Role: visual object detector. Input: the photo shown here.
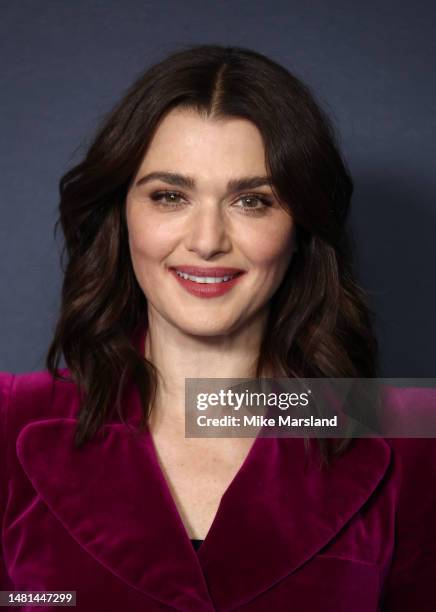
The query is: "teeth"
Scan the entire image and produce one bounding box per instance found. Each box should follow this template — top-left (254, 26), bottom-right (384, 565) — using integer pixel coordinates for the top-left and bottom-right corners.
top-left (175, 271), bottom-right (237, 283)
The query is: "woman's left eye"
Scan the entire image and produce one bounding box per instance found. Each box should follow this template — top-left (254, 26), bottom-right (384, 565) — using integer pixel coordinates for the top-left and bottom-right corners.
top-left (235, 194), bottom-right (273, 214)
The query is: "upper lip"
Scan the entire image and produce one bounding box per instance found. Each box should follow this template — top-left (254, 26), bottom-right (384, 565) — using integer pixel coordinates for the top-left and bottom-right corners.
top-left (170, 266), bottom-right (245, 277)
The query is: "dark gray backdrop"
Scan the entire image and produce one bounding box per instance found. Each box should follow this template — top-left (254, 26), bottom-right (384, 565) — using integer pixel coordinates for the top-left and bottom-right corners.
top-left (1, 0), bottom-right (435, 376)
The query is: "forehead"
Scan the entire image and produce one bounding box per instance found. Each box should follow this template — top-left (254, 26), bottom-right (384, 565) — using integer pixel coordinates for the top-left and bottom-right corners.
top-left (136, 107), bottom-right (267, 177)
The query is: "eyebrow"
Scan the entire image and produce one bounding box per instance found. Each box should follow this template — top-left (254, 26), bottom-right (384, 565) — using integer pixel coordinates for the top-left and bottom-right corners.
top-left (134, 171), bottom-right (273, 193)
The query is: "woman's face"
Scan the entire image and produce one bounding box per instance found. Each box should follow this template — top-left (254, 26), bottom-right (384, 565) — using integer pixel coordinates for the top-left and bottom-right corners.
top-left (125, 107), bottom-right (297, 337)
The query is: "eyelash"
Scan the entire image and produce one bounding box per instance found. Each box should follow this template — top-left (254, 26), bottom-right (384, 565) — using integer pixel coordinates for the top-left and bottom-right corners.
top-left (149, 190), bottom-right (273, 215)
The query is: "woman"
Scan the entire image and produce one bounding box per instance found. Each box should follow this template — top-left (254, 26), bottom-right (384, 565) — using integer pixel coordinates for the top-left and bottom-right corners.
top-left (1, 44), bottom-right (435, 611)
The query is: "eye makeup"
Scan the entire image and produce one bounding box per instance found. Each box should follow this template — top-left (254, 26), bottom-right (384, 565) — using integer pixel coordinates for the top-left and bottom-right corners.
top-left (148, 190), bottom-right (274, 216)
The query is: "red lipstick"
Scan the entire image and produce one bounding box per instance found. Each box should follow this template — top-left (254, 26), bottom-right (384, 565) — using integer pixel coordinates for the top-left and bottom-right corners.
top-left (169, 266), bottom-right (246, 298)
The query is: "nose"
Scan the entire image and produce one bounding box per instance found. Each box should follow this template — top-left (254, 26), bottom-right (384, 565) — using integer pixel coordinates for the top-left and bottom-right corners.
top-left (184, 201), bottom-right (232, 259)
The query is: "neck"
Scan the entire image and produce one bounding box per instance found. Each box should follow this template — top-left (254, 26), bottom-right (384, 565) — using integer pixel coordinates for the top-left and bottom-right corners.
top-left (143, 305), bottom-right (269, 432)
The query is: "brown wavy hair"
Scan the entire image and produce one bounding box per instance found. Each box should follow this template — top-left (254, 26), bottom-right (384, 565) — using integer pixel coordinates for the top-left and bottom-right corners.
top-left (46, 44), bottom-right (379, 465)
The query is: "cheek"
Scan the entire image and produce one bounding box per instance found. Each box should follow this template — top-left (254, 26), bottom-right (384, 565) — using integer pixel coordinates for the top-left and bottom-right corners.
top-left (127, 221), bottom-right (170, 300)
top-left (243, 222), bottom-right (295, 273)
top-left (127, 211), bottom-right (174, 268)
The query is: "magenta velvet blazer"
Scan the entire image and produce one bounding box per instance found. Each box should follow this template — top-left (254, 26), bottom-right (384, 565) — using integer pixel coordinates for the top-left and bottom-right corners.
top-left (1, 370), bottom-right (436, 611)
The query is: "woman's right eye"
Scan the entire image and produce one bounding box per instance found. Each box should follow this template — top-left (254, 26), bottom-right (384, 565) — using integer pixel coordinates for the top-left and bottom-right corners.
top-left (149, 190), bottom-right (186, 207)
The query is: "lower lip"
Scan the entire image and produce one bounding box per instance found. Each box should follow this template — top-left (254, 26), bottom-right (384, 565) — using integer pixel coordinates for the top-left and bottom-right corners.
top-left (170, 269), bottom-right (245, 298)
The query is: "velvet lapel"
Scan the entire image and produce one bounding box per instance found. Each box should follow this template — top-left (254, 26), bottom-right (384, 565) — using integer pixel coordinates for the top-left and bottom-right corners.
top-left (15, 412), bottom-right (214, 611)
top-left (15, 372), bottom-right (391, 611)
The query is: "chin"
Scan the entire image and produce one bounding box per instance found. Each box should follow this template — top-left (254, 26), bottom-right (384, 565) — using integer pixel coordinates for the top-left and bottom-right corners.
top-left (176, 318), bottom-right (237, 338)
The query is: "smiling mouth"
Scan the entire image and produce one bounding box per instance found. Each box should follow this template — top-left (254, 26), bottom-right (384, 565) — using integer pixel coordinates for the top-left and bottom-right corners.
top-left (173, 270), bottom-right (242, 284)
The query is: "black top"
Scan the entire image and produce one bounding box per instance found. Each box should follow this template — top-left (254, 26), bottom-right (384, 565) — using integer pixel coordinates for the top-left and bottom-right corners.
top-left (191, 538), bottom-right (204, 551)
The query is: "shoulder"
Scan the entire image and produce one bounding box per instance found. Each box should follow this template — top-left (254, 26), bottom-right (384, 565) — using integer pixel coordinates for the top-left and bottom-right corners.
top-left (377, 388), bottom-right (436, 604)
top-left (380, 384), bottom-right (436, 476)
top-left (376, 386), bottom-right (436, 547)
top-left (381, 384), bottom-right (436, 428)
top-left (0, 370), bottom-right (80, 436)
top-left (0, 370), bottom-right (81, 500)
